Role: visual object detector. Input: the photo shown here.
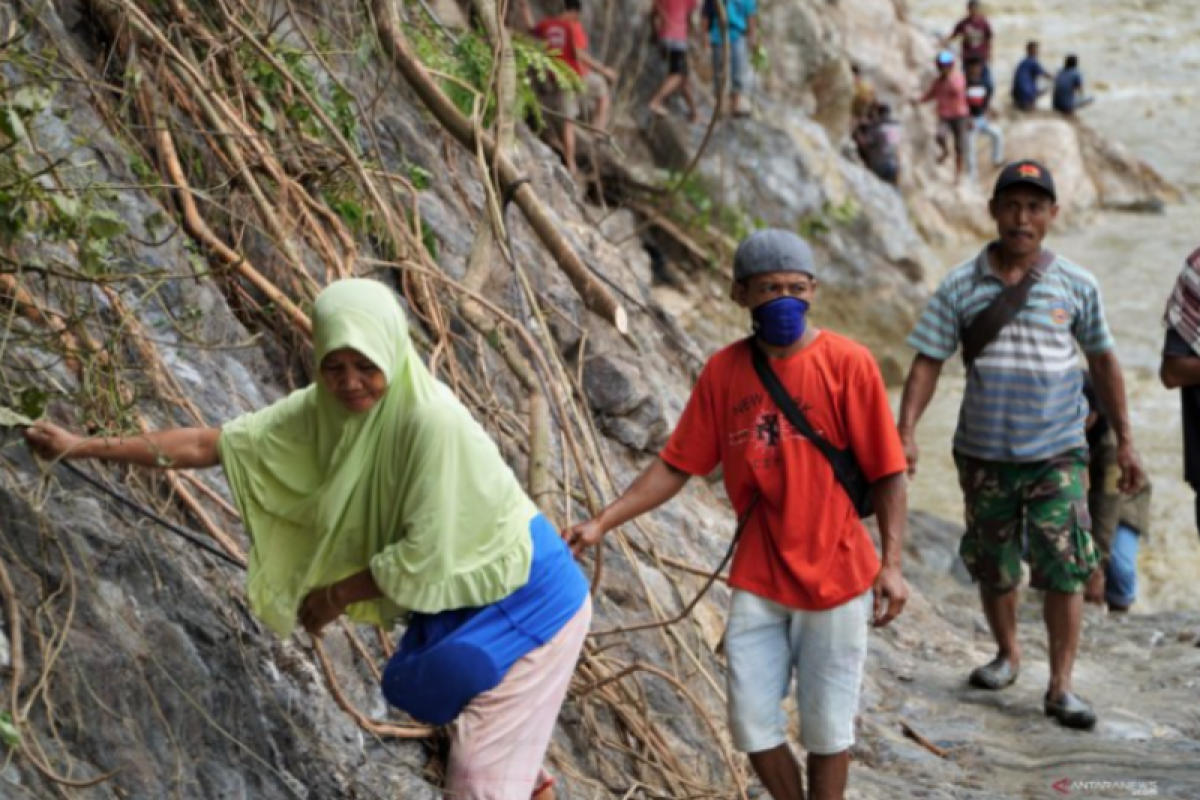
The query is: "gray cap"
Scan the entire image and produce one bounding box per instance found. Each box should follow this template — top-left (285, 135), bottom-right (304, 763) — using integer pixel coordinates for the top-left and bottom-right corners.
top-left (733, 229), bottom-right (816, 282)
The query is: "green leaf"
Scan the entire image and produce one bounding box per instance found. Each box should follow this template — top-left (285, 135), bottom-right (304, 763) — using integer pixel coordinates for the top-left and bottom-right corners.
top-left (17, 387), bottom-right (47, 421)
top-left (254, 96), bottom-right (277, 133)
top-left (11, 86), bottom-right (49, 113)
top-left (86, 209), bottom-right (126, 240)
top-left (0, 404), bottom-right (34, 428)
top-left (49, 193), bottom-right (80, 219)
top-left (0, 711), bottom-right (19, 748)
top-left (0, 107), bottom-right (27, 143)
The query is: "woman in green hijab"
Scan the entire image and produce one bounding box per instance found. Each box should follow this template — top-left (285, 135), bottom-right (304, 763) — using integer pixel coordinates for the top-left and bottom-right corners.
top-left (25, 278), bottom-right (592, 799)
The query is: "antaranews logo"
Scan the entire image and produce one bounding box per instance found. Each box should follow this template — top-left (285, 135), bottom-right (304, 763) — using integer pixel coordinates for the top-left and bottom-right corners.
top-left (1051, 778), bottom-right (1159, 796)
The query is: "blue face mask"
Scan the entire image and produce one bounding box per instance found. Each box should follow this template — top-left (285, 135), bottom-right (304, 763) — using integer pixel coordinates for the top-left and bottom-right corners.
top-left (752, 296), bottom-right (809, 347)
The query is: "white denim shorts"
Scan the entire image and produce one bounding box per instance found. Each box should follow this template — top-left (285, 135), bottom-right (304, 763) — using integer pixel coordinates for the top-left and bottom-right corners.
top-left (725, 588), bottom-right (871, 755)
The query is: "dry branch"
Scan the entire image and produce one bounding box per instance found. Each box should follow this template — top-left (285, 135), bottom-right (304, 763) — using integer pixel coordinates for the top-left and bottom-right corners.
top-left (372, 0), bottom-right (628, 335)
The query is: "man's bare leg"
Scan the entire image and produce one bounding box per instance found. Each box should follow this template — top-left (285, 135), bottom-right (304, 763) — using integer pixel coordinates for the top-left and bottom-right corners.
top-left (1045, 589), bottom-right (1082, 699)
top-left (980, 585), bottom-right (1022, 670)
top-left (808, 751), bottom-right (849, 800)
top-left (648, 74), bottom-right (683, 114)
top-left (748, 744), bottom-right (804, 800)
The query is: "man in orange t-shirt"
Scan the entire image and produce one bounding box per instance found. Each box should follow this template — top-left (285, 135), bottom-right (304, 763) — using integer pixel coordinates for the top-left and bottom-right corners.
top-left (565, 230), bottom-right (909, 800)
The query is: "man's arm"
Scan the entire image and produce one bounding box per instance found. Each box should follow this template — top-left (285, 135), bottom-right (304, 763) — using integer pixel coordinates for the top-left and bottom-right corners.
top-left (1161, 355), bottom-right (1200, 389)
top-left (871, 471), bottom-right (909, 627)
top-left (896, 354), bottom-right (945, 476)
top-left (1086, 349), bottom-right (1144, 492)
top-left (562, 458), bottom-right (691, 555)
top-left (579, 51), bottom-right (617, 82)
top-left (745, 11), bottom-right (758, 50)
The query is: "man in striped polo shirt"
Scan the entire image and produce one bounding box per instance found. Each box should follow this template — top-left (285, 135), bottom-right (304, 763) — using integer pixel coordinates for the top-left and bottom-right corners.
top-left (897, 160), bottom-right (1143, 731)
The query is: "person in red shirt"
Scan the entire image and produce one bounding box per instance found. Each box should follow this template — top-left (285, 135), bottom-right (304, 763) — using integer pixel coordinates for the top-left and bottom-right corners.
top-left (518, 0), bottom-right (618, 177)
top-left (564, 230), bottom-right (909, 800)
top-left (647, 0), bottom-right (699, 121)
top-left (914, 50), bottom-right (970, 179)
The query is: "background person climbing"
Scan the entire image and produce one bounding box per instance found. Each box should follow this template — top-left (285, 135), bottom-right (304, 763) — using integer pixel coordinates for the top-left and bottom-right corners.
top-left (965, 56), bottom-right (1004, 180)
top-left (24, 279), bottom-right (590, 800)
top-left (564, 230), bottom-right (910, 800)
top-left (518, 0), bottom-right (619, 177)
top-left (703, 0), bottom-right (758, 117)
top-left (647, 0), bottom-right (699, 121)
top-left (943, 0), bottom-right (994, 83)
top-left (914, 50), bottom-right (970, 179)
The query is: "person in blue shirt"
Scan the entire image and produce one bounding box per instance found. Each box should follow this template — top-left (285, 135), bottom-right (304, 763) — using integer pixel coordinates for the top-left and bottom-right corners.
top-left (1053, 55), bottom-right (1094, 115)
top-left (1012, 40), bottom-right (1052, 111)
top-left (703, 0), bottom-right (758, 117)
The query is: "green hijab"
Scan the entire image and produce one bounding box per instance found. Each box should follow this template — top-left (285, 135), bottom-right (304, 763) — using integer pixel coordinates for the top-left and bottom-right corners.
top-left (219, 279), bottom-right (535, 636)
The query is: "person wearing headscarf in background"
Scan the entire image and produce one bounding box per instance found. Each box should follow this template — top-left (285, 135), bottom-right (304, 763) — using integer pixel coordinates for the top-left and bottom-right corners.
top-left (1160, 247), bottom-right (1200, 540)
top-left (25, 278), bottom-right (590, 800)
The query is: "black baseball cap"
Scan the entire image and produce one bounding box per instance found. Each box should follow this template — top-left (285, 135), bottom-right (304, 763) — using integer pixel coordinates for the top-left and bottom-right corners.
top-left (992, 159), bottom-right (1057, 202)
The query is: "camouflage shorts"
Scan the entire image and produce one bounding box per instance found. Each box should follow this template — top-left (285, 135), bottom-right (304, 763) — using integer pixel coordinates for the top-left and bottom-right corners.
top-left (954, 449), bottom-right (1098, 594)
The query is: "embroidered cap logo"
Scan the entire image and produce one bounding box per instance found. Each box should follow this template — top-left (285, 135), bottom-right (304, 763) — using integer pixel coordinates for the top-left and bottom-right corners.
top-left (1018, 164), bottom-right (1042, 178)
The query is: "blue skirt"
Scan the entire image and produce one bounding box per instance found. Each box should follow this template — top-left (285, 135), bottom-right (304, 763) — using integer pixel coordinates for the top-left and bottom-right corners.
top-left (381, 514), bottom-right (589, 725)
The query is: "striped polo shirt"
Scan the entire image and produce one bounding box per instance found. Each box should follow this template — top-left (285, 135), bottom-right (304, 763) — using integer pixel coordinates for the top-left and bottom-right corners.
top-left (908, 247), bottom-right (1114, 462)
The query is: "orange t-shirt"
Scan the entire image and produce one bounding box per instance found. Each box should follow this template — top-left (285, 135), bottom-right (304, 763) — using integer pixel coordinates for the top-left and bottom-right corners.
top-left (660, 334), bottom-right (907, 610)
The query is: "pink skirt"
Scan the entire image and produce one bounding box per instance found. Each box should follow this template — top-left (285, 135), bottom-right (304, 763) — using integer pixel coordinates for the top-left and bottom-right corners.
top-left (444, 596), bottom-right (592, 799)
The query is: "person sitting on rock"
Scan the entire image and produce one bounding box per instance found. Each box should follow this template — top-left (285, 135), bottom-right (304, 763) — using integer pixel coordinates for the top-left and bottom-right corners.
top-left (914, 51), bottom-right (969, 178)
top-left (1053, 54), bottom-right (1095, 115)
top-left (899, 160), bottom-right (1145, 732)
top-left (965, 56), bottom-right (1004, 180)
top-left (565, 230), bottom-right (911, 800)
top-left (702, 0), bottom-right (758, 117)
top-left (1083, 373), bottom-right (1150, 613)
top-left (1012, 40), bottom-right (1052, 111)
top-left (1159, 246), bottom-right (1200, 540)
top-left (647, 0), bottom-right (699, 121)
top-left (25, 279), bottom-right (591, 800)
top-left (519, 0), bottom-right (619, 177)
top-left (854, 101), bottom-right (903, 186)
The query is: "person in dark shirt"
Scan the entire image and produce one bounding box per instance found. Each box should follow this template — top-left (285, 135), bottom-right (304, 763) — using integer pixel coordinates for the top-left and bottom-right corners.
top-left (964, 57), bottom-right (1003, 180)
top-left (854, 102), bottom-right (902, 186)
top-left (944, 0), bottom-right (993, 82)
top-left (1160, 247), bottom-right (1200, 537)
top-left (1012, 40), bottom-right (1052, 111)
top-left (1053, 54), bottom-right (1094, 115)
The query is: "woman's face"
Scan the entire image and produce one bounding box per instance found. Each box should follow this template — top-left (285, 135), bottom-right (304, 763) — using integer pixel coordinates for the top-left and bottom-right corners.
top-left (319, 348), bottom-right (387, 413)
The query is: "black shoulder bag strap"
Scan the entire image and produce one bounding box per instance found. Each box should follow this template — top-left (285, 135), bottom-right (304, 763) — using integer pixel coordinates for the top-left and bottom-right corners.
top-left (749, 340), bottom-right (875, 518)
top-left (961, 247), bottom-right (1055, 367)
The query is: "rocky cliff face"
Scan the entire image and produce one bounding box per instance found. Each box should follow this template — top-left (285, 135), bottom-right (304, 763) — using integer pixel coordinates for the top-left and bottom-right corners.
top-left (0, 1), bottom-right (1193, 799)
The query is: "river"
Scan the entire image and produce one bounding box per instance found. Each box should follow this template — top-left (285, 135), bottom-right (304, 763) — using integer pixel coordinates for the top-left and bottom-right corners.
top-left (899, 0), bottom-right (1200, 611)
